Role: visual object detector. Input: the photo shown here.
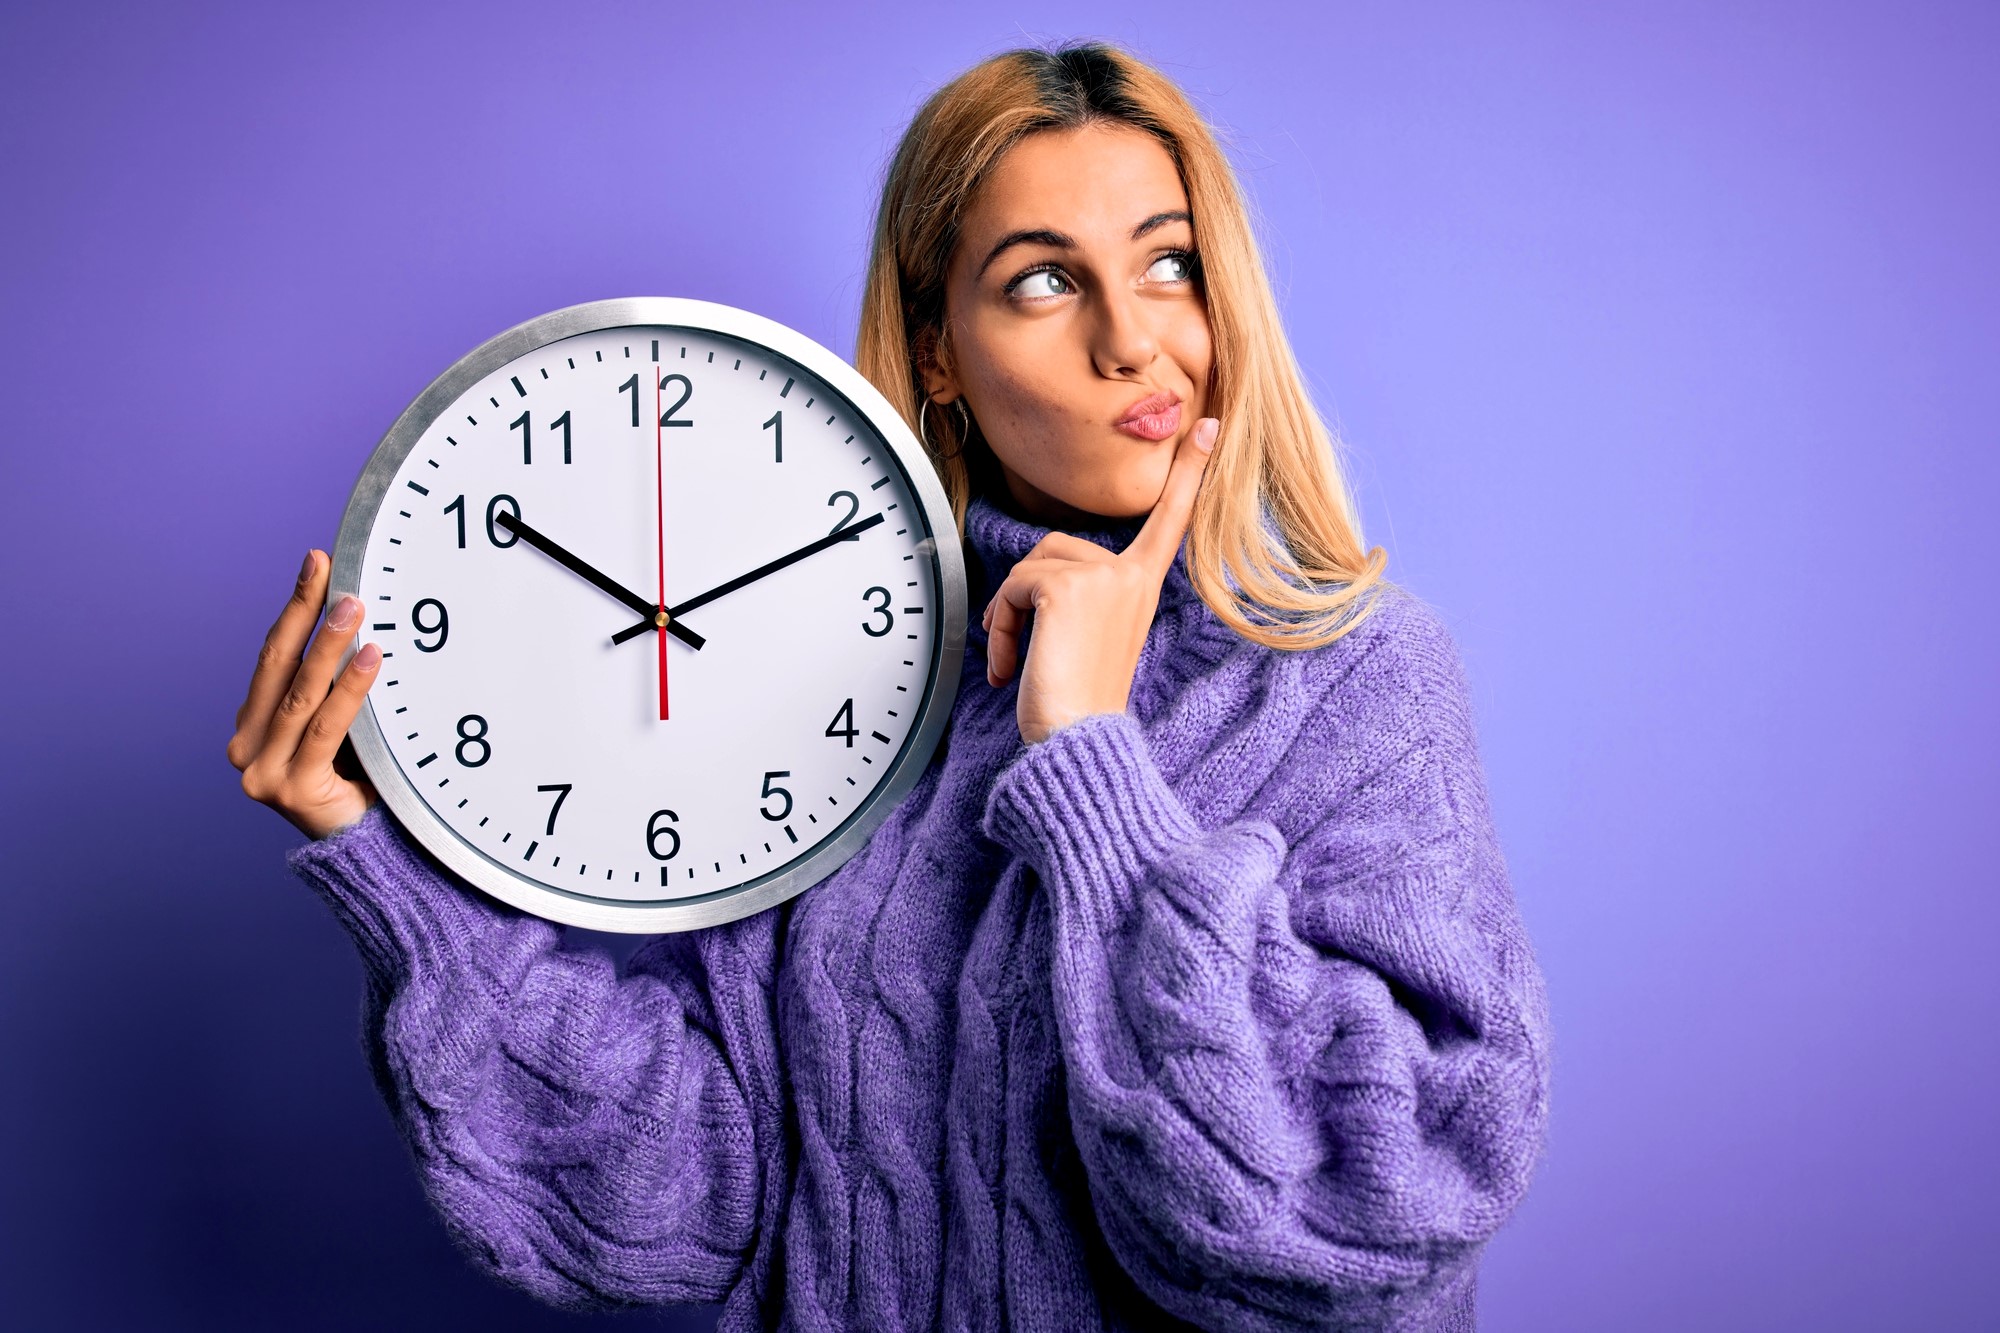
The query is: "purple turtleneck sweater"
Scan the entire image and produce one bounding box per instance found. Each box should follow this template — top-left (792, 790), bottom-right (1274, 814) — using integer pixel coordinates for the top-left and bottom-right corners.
top-left (288, 493), bottom-right (1551, 1332)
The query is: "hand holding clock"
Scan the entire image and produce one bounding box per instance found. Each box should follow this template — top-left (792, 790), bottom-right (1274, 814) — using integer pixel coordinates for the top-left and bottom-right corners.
top-left (229, 551), bottom-right (381, 840)
top-left (981, 416), bottom-right (1218, 746)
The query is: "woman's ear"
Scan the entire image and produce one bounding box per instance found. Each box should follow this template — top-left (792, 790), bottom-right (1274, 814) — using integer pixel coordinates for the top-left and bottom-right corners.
top-left (917, 325), bottom-right (961, 406)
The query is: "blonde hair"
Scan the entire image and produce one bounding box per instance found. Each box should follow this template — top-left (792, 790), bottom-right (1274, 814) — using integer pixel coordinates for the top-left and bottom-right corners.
top-left (857, 42), bottom-right (1389, 651)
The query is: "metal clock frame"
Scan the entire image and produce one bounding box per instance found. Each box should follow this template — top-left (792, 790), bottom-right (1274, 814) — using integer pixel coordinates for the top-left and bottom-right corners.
top-left (328, 297), bottom-right (968, 933)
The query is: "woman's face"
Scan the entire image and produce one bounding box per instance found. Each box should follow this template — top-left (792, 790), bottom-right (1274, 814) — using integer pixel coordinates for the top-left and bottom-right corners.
top-left (926, 122), bottom-right (1214, 526)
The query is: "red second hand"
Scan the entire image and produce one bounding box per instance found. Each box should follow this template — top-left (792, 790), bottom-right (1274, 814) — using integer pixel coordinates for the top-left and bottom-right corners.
top-left (654, 363), bottom-right (669, 721)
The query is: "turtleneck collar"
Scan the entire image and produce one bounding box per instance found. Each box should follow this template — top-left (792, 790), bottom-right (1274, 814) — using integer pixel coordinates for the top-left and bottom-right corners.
top-left (959, 491), bottom-right (1201, 643)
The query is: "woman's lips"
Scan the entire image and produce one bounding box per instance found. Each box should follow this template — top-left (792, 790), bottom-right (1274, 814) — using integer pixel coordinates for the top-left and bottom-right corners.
top-left (1114, 391), bottom-right (1183, 442)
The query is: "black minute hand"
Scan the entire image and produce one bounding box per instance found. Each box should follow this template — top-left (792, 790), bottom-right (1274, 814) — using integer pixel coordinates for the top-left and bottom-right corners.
top-left (610, 512), bottom-right (886, 646)
top-left (493, 512), bottom-right (706, 651)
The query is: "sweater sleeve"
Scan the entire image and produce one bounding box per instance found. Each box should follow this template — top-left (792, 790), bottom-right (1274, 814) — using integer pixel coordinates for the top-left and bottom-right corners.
top-left (981, 609), bottom-right (1551, 1331)
top-left (286, 804), bottom-right (788, 1313)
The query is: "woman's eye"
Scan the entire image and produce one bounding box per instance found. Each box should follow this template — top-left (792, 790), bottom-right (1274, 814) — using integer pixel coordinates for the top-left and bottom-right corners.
top-left (1008, 268), bottom-right (1071, 299)
top-left (1146, 253), bottom-right (1195, 283)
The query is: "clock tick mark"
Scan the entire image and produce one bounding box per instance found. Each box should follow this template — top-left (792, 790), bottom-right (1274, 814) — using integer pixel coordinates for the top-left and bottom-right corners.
top-left (825, 414), bottom-right (836, 425)
top-left (740, 853), bottom-right (747, 864)
top-left (595, 350), bottom-right (603, 361)
top-left (896, 684), bottom-right (908, 692)
top-left (523, 840), bottom-right (537, 860)
top-left (651, 339), bottom-right (659, 362)
top-left (404, 731), bottom-right (418, 741)
top-left (373, 623), bottom-right (396, 632)
top-left (764, 842), bottom-right (771, 853)
top-left (808, 814), bottom-right (818, 824)
top-left (707, 351), bottom-right (714, 363)
top-left (416, 752), bottom-right (438, 768)
top-left (426, 458), bottom-right (439, 469)
top-left (478, 817), bottom-right (488, 827)
top-left (846, 776), bottom-right (856, 785)
top-left (869, 478), bottom-right (890, 490)
top-left (827, 796), bottom-right (838, 806)
top-left (887, 709), bottom-right (900, 718)
top-left (446, 436), bottom-right (458, 447)
top-left (783, 824), bottom-right (797, 844)
top-left (502, 832), bottom-right (511, 843)
top-left (624, 345), bottom-right (631, 357)
top-left (466, 415), bottom-right (477, 426)
top-left (733, 358), bottom-right (741, 369)
top-left (803, 395), bottom-right (812, 407)
top-left (862, 755), bottom-right (874, 765)
top-left (389, 537), bottom-right (403, 545)
top-left (758, 369), bottom-right (767, 381)
top-left (567, 357), bottom-right (575, 369)
top-left (397, 509), bottom-right (411, 518)
top-left (510, 376), bottom-right (526, 397)
top-left (871, 731), bottom-right (892, 744)
top-left (457, 799), bottom-right (468, 808)
top-left (680, 346), bottom-right (687, 359)
top-left (382, 566), bottom-right (396, 573)
top-left (896, 528), bottom-right (908, 536)
top-left (394, 706), bottom-right (407, 714)
top-left (540, 367), bottom-right (549, 379)
top-left (436, 778), bottom-right (448, 788)
top-left (385, 679), bottom-right (398, 686)
top-left (659, 868), bottom-right (670, 886)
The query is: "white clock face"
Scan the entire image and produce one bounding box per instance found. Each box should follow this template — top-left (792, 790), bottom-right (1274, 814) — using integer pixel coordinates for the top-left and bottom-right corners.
top-left (333, 302), bottom-right (964, 931)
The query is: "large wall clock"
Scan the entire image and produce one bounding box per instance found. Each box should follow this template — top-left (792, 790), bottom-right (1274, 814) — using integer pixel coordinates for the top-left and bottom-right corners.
top-left (329, 298), bottom-right (967, 933)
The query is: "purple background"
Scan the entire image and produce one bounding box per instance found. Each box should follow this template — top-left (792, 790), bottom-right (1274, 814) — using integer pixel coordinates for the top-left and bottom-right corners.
top-left (3, 2), bottom-right (1993, 1328)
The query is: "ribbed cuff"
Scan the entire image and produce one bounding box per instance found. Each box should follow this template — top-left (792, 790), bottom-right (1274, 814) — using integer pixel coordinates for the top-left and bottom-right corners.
top-left (981, 711), bottom-right (1204, 933)
top-left (286, 803), bottom-right (535, 988)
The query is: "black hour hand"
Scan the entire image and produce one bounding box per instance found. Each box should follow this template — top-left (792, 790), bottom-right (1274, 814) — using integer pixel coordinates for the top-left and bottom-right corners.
top-left (610, 513), bottom-right (885, 646)
top-left (493, 512), bottom-right (706, 651)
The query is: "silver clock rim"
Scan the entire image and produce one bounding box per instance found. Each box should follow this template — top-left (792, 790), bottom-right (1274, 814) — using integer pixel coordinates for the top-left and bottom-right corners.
top-left (327, 297), bottom-right (968, 934)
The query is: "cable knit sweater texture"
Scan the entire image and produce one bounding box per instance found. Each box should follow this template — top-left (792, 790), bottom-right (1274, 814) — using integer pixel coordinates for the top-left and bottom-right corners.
top-left (287, 493), bottom-right (1551, 1332)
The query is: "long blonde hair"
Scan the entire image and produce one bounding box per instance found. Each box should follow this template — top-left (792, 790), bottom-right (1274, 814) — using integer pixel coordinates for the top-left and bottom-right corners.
top-left (856, 42), bottom-right (1389, 651)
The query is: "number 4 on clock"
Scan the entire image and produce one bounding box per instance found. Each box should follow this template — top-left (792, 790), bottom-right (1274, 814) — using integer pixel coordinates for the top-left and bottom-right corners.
top-left (825, 698), bottom-right (858, 747)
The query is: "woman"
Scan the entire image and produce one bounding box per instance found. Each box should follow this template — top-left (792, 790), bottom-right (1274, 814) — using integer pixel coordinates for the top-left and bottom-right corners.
top-left (230, 42), bottom-right (1550, 1332)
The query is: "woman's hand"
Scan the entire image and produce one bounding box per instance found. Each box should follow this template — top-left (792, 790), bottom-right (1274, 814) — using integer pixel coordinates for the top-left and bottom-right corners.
top-left (228, 550), bottom-right (382, 839)
top-left (983, 417), bottom-right (1218, 744)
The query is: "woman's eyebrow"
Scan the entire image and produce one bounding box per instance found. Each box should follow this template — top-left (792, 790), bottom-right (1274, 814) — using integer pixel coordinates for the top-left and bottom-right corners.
top-left (1130, 209), bottom-right (1191, 239)
top-left (976, 228), bottom-right (1074, 279)
top-left (974, 210), bottom-right (1191, 280)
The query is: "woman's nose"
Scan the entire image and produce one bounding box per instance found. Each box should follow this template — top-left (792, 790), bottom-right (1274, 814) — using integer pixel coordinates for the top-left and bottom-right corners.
top-left (1089, 287), bottom-right (1160, 379)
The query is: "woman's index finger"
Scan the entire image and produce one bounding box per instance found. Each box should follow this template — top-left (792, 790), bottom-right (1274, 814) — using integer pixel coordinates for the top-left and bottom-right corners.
top-left (1123, 417), bottom-right (1218, 579)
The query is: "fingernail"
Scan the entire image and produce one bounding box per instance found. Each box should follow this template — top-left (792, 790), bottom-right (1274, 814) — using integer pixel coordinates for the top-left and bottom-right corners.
top-left (1195, 418), bottom-right (1219, 452)
top-left (354, 642), bottom-right (381, 670)
top-left (299, 551), bottom-right (317, 583)
top-left (328, 596), bottom-right (361, 631)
